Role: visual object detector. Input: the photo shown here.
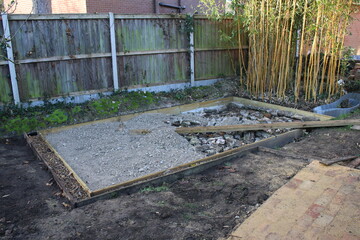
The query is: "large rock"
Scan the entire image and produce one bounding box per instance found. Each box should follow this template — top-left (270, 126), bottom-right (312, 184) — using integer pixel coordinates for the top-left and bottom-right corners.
top-left (243, 132), bottom-right (255, 142)
top-left (189, 137), bottom-right (201, 145)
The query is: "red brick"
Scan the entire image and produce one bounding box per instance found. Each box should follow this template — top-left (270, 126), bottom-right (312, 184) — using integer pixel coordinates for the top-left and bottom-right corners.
top-left (296, 214), bottom-right (314, 228)
top-left (306, 204), bottom-right (325, 219)
top-left (344, 5), bottom-right (360, 55)
top-left (285, 178), bottom-right (303, 189)
top-left (341, 232), bottom-right (360, 240)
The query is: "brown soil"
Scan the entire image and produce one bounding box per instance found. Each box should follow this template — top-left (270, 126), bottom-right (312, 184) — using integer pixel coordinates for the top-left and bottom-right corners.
top-left (1, 125), bottom-right (359, 240)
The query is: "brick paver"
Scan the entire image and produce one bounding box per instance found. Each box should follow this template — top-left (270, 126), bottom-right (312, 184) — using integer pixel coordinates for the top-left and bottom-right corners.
top-left (227, 161), bottom-right (360, 240)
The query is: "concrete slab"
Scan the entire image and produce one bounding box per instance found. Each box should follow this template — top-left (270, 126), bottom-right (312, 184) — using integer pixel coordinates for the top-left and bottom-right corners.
top-left (227, 161), bottom-right (360, 240)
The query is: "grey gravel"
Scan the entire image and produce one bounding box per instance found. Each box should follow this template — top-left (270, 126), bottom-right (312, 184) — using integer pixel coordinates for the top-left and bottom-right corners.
top-left (46, 113), bottom-right (206, 191)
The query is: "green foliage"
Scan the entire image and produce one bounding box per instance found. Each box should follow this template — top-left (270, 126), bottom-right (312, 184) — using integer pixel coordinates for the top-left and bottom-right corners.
top-left (198, 0), bottom-right (227, 21)
top-left (119, 91), bottom-right (156, 111)
top-left (341, 47), bottom-right (355, 76)
top-left (90, 98), bottom-right (120, 116)
top-left (3, 117), bottom-right (45, 134)
top-left (183, 14), bottom-right (194, 34)
top-left (140, 185), bottom-right (169, 193)
top-left (332, 109), bottom-right (360, 120)
top-left (184, 86), bottom-right (211, 99)
top-left (71, 105), bottom-right (82, 114)
top-left (45, 109), bottom-right (68, 125)
top-left (0, 80), bottom-right (231, 137)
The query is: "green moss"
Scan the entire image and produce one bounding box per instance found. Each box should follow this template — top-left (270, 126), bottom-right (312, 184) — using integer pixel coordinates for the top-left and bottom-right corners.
top-left (90, 98), bottom-right (120, 117)
top-left (140, 185), bottom-right (169, 193)
top-left (0, 75), bottom-right (11, 103)
top-left (3, 117), bottom-right (45, 135)
top-left (0, 80), bottom-right (233, 137)
top-left (45, 109), bottom-right (68, 125)
top-left (26, 72), bottom-right (41, 99)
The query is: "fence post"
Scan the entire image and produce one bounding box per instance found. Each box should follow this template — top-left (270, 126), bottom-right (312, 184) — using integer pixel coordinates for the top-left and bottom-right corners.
top-left (109, 12), bottom-right (119, 91)
top-left (189, 26), bottom-right (195, 87)
top-left (1, 13), bottom-right (20, 105)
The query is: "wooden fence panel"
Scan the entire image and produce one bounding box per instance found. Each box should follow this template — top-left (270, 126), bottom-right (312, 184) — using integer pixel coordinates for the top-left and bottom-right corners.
top-left (8, 18), bottom-right (112, 100)
top-left (115, 18), bottom-right (188, 88)
top-left (16, 58), bottom-right (112, 100)
top-left (194, 18), bottom-right (237, 49)
top-left (0, 66), bottom-right (12, 103)
top-left (9, 19), bottom-right (111, 60)
top-left (195, 49), bottom-right (239, 80)
top-left (116, 18), bottom-right (187, 52)
top-left (0, 14), bottom-right (243, 104)
top-left (194, 18), bottom-right (239, 80)
top-left (118, 52), bottom-right (189, 87)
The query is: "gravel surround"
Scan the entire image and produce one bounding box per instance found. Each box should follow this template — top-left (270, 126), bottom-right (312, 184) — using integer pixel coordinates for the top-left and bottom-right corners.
top-left (45, 103), bottom-right (313, 191)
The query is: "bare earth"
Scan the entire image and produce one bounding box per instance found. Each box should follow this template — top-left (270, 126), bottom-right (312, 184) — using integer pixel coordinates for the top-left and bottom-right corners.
top-left (1, 126), bottom-right (359, 240)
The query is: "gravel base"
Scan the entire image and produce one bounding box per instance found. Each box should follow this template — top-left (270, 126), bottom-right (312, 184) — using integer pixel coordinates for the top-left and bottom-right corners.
top-left (45, 103), bottom-right (312, 192)
top-left (45, 113), bottom-right (206, 191)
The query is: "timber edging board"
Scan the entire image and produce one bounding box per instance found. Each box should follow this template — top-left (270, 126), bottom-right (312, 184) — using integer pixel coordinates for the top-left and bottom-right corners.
top-left (175, 119), bottom-right (360, 134)
top-left (26, 97), bottom-right (332, 207)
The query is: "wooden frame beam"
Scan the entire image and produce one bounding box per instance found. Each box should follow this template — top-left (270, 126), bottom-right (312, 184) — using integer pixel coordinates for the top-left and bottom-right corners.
top-left (175, 119), bottom-right (360, 134)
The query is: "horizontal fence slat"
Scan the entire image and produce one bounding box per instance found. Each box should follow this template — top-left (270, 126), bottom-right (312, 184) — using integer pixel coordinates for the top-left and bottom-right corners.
top-left (0, 48), bottom-right (247, 66)
top-left (8, 14), bottom-right (110, 20)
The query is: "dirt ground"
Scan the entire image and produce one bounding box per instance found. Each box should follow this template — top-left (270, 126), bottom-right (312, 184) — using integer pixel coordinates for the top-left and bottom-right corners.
top-left (1, 125), bottom-right (359, 240)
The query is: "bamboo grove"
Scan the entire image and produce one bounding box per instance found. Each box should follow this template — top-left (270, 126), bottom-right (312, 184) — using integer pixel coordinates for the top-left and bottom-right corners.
top-left (200, 0), bottom-right (355, 102)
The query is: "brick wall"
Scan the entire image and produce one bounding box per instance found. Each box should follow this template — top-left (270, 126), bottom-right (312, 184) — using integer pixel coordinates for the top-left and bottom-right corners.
top-left (34, 0), bottom-right (51, 14)
top-left (344, 5), bottom-right (360, 56)
top-left (3, 0), bottom-right (34, 14)
top-left (86, 0), bottom-right (222, 14)
top-left (3, 0), bottom-right (86, 13)
top-left (86, 0), bottom-right (154, 14)
top-left (3, 0), bottom-right (224, 14)
top-left (51, 0), bottom-right (86, 13)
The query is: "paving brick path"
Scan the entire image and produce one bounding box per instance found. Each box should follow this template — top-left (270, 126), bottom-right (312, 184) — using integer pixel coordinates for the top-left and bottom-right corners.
top-left (227, 161), bottom-right (360, 240)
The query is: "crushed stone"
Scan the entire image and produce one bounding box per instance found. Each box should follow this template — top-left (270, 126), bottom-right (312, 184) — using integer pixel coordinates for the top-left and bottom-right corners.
top-left (46, 113), bottom-right (206, 191)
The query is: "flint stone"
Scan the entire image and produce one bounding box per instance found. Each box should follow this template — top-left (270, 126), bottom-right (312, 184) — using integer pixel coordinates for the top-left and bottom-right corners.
top-left (190, 137), bottom-right (201, 145)
top-left (205, 149), bottom-right (217, 156)
top-left (243, 132), bottom-right (255, 142)
top-left (228, 102), bottom-right (245, 110)
top-left (196, 145), bottom-right (210, 152)
top-left (241, 119), bottom-right (259, 125)
top-left (255, 131), bottom-right (271, 138)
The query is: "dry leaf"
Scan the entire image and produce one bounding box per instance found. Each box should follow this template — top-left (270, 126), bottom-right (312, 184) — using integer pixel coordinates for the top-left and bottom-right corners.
top-left (62, 202), bottom-right (71, 208)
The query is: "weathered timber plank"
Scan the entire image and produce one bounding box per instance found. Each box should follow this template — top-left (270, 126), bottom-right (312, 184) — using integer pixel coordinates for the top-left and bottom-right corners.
top-left (8, 14), bottom-right (109, 20)
top-left (232, 97), bottom-right (332, 120)
top-left (38, 133), bottom-right (92, 195)
top-left (8, 14), bottom-right (230, 21)
top-left (258, 146), bottom-right (326, 162)
top-left (319, 156), bottom-right (359, 166)
top-left (175, 119), bottom-right (360, 134)
top-left (24, 133), bottom-right (77, 204)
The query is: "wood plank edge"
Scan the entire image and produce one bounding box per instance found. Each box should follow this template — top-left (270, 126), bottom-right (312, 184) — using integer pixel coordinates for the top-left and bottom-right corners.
top-left (23, 133), bottom-right (77, 206)
top-left (38, 133), bottom-right (92, 196)
top-left (78, 129), bottom-right (304, 206)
